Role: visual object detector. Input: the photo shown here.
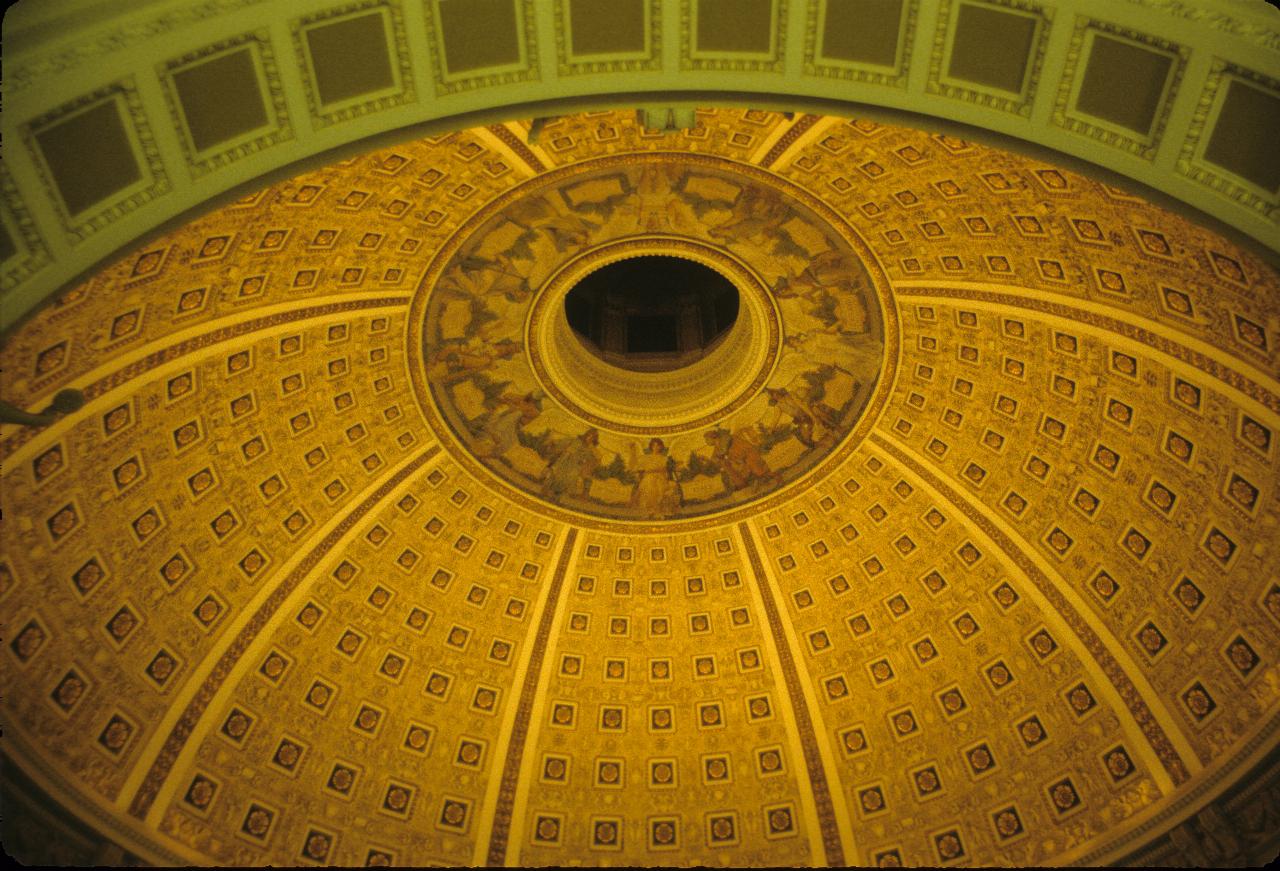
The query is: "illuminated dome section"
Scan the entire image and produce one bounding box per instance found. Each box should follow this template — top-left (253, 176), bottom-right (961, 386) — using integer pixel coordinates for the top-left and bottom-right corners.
top-left (1, 110), bottom-right (1279, 869)
top-left (411, 152), bottom-right (890, 523)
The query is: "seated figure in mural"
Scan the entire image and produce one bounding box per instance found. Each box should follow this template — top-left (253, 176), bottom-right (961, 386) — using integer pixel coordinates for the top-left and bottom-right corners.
top-left (634, 164), bottom-right (695, 233)
top-left (541, 427), bottom-right (601, 501)
top-left (704, 427), bottom-right (776, 496)
top-left (629, 438), bottom-right (682, 516)
top-left (765, 386), bottom-right (819, 448)
top-left (471, 390), bottom-right (542, 461)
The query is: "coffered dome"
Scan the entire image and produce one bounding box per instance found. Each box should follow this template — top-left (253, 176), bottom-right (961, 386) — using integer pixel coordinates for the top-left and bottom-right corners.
top-left (3, 105), bottom-right (1280, 867)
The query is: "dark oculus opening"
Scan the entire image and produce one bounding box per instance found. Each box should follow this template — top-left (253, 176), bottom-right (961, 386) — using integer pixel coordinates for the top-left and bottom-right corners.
top-left (564, 256), bottom-right (739, 372)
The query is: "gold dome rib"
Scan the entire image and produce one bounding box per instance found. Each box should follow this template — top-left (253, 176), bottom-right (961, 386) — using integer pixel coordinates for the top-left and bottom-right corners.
top-left (2, 108), bottom-right (1279, 868)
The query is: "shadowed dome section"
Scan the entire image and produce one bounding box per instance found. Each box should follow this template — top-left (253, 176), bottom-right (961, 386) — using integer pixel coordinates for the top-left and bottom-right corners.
top-left (564, 255), bottom-right (740, 372)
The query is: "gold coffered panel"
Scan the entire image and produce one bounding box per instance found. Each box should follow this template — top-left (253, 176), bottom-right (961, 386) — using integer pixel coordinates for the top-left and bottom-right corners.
top-left (2, 107), bottom-right (1279, 866)
top-left (3, 0), bottom-right (1278, 336)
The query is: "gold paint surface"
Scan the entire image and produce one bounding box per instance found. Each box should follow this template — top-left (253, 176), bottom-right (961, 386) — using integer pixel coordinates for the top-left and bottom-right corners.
top-left (2, 109), bottom-right (1279, 867)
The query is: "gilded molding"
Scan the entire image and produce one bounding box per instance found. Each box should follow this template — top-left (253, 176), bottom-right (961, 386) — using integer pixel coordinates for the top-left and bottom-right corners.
top-left (483, 526), bottom-right (577, 866)
top-left (739, 521), bottom-right (845, 866)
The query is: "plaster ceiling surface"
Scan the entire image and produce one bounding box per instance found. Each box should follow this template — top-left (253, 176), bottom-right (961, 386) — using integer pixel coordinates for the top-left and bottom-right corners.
top-left (2, 108), bottom-right (1280, 867)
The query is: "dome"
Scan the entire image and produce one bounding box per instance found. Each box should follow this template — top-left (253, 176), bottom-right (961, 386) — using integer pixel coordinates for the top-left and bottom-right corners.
top-left (2, 2), bottom-right (1280, 868)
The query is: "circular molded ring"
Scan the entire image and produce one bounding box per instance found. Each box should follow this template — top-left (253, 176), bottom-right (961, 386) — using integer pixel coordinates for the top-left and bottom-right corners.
top-left (527, 235), bottom-right (781, 434)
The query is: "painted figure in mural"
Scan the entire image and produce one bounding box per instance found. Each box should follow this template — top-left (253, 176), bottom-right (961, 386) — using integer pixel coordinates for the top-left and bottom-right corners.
top-left (506, 195), bottom-right (599, 253)
top-left (472, 390), bottom-right (541, 460)
top-left (542, 427), bottom-right (602, 500)
top-left (426, 338), bottom-right (521, 386)
top-left (634, 164), bottom-right (692, 233)
top-left (708, 185), bottom-right (792, 244)
top-left (456, 252), bottom-right (536, 303)
top-left (629, 438), bottom-right (681, 516)
top-left (768, 248), bottom-right (871, 336)
top-left (765, 386), bottom-right (818, 448)
top-left (704, 427), bottom-right (775, 495)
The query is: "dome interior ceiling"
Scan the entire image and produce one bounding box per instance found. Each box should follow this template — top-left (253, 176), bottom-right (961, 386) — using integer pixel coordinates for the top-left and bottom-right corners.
top-left (2, 106), bottom-right (1280, 867)
top-left (3, 0), bottom-right (1278, 336)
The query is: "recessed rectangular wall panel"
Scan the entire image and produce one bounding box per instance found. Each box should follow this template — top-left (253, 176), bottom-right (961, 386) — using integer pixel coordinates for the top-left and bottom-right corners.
top-left (946, 2), bottom-right (1037, 94)
top-left (0, 167), bottom-right (51, 291)
top-left (294, 3), bottom-right (415, 125)
top-left (1051, 21), bottom-right (1185, 160)
top-left (570, 0), bottom-right (645, 55)
top-left (305, 11), bottom-right (395, 105)
top-left (1075, 35), bottom-right (1172, 137)
top-left (33, 100), bottom-right (142, 218)
top-left (821, 0), bottom-right (904, 68)
top-left (160, 34), bottom-right (292, 176)
top-left (696, 0), bottom-right (773, 54)
top-left (1203, 79), bottom-right (1280, 194)
top-left (0, 221), bottom-right (16, 265)
top-left (172, 48), bottom-right (270, 152)
top-left (437, 0), bottom-right (521, 74)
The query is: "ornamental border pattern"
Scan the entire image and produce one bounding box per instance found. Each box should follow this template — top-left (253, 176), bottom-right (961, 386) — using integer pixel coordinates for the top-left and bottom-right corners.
top-left (484, 123), bottom-right (548, 173)
top-left (483, 527), bottom-right (577, 866)
top-left (0, 164), bottom-right (52, 293)
top-left (1120, 0), bottom-right (1280, 52)
top-left (3, 0), bottom-right (271, 94)
top-left (739, 521), bottom-right (845, 867)
top-left (758, 113), bottom-right (821, 168)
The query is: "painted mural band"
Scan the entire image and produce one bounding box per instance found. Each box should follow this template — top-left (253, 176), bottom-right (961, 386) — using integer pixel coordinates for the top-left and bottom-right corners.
top-left (416, 153), bottom-right (889, 520)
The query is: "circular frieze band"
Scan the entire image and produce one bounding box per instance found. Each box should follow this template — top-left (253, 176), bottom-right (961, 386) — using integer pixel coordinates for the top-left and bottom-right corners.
top-left (409, 152), bottom-right (893, 522)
